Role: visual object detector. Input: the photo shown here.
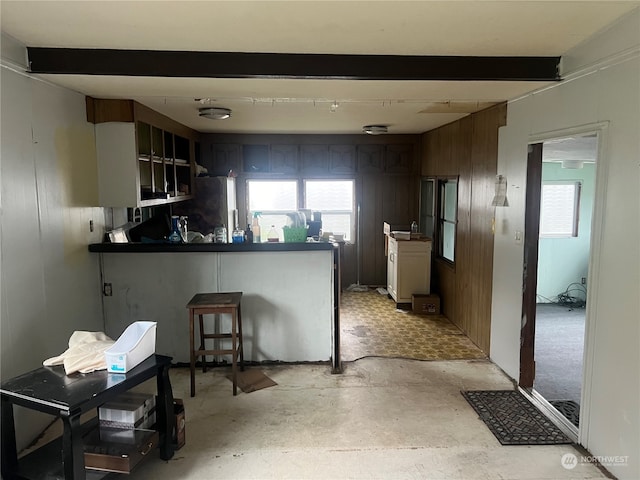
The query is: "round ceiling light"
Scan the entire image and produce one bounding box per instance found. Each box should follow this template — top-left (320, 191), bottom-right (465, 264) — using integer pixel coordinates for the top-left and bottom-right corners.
top-left (362, 125), bottom-right (388, 135)
top-left (199, 107), bottom-right (232, 120)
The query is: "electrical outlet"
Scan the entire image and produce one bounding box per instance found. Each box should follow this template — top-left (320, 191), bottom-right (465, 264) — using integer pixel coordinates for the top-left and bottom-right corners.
top-left (103, 283), bottom-right (112, 296)
top-left (89, 220), bottom-right (94, 232)
top-left (581, 277), bottom-right (587, 285)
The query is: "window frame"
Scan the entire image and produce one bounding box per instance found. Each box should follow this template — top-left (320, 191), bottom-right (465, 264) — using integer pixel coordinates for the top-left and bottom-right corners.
top-left (419, 177), bottom-right (436, 239)
top-left (421, 176), bottom-right (458, 265)
top-left (438, 177), bottom-right (458, 264)
top-left (303, 178), bottom-right (355, 242)
top-left (246, 179), bottom-right (299, 238)
top-left (245, 177), bottom-right (356, 242)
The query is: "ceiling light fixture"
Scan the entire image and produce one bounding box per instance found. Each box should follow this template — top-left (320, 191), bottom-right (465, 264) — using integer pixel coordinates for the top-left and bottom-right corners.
top-left (362, 125), bottom-right (388, 135)
top-left (561, 160), bottom-right (585, 169)
top-left (199, 107), bottom-right (232, 120)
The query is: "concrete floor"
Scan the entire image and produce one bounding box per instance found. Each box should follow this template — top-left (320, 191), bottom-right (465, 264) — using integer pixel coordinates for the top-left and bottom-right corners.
top-left (123, 358), bottom-right (608, 480)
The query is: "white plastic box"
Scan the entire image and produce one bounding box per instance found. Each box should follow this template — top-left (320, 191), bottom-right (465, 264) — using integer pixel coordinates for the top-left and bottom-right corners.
top-left (105, 321), bottom-right (157, 373)
top-left (99, 391), bottom-right (156, 430)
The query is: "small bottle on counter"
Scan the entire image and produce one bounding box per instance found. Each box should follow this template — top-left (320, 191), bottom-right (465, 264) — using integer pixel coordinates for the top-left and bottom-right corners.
top-left (267, 225), bottom-right (279, 243)
top-left (411, 221), bottom-right (418, 234)
top-left (251, 212), bottom-right (261, 243)
top-left (179, 216), bottom-right (188, 243)
top-left (168, 216), bottom-right (183, 243)
top-left (232, 226), bottom-right (245, 243)
top-left (214, 226), bottom-right (227, 244)
top-left (245, 224), bottom-right (253, 243)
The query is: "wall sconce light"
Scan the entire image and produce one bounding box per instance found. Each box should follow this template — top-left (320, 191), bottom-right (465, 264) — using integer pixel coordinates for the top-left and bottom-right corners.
top-left (491, 175), bottom-right (509, 207)
top-left (561, 159), bottom-right (584, 169)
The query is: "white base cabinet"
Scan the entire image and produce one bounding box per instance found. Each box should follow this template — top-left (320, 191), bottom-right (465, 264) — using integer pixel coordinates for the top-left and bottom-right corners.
top-left (387, 237), bottom-right (431, 303)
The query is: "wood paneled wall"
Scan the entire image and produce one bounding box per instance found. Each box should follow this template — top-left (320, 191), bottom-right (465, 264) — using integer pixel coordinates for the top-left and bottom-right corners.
top-left (421, 104), bottom-right (507, 354)
top-left (199, 133), bottom-right (421, 287)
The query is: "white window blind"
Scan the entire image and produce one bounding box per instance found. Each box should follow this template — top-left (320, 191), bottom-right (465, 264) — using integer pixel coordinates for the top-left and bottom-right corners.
top-left (540, 181), bottom-right (581, 238)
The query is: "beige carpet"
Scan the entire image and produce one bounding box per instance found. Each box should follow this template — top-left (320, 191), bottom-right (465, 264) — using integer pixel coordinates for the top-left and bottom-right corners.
top-left (340, 289), bottom-right (487, 361)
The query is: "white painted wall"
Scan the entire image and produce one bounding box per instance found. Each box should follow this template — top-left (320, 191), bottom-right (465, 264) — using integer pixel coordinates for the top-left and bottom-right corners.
top-left (1, 61), bottom-right (106, 449)
top-left (491, 8), bottom-right (640, 479)
top-left (220, 251), bottom-right (334, 362)
top-left (100, 250), bottom-right (334, 363)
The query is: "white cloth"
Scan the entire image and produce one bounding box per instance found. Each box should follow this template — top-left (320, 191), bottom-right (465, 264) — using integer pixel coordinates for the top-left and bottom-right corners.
top-left (43, 331), bottom-right (115, 374)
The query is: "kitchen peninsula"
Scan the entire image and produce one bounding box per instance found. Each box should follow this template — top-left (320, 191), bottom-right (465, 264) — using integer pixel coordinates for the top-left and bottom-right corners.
top-left (89, 242), bottom-right (339, 371)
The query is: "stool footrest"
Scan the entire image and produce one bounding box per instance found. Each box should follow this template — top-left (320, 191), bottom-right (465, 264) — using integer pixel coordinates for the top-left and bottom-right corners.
top-left (196, 349), bottom-right (241, 355)
top-left (201, 333), bottom-right (237, 339)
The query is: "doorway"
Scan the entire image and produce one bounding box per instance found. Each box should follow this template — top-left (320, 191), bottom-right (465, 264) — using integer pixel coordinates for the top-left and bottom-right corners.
top-left (520, 132), bottom-right (599, 434)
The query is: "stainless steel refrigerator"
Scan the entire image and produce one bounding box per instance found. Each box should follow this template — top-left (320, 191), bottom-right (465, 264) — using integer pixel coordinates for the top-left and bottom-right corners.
top-left (174, 176), bottom-right (237, 242)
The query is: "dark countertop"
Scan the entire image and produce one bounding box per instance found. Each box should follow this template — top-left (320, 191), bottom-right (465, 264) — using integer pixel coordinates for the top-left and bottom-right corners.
top-left (88, 241), bottom-right (337, 253)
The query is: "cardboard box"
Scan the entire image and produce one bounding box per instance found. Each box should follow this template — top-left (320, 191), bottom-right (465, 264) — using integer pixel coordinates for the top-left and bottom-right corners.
top-left (173, 398), bottom-right (186, 449)
top-left (412, 294), bottom-right (441, 315)
top-left (99, 392), bottom-right (156, 430)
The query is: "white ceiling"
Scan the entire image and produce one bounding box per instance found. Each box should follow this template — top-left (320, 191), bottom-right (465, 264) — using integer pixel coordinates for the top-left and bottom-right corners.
top-left (2, 1), bottom-right (638, 135)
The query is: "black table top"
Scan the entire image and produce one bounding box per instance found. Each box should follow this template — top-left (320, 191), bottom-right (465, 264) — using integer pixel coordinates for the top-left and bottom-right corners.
top-left (0, 354), bottom-right (171, 415)
top-left (89, 241), bottom-right (337, 253)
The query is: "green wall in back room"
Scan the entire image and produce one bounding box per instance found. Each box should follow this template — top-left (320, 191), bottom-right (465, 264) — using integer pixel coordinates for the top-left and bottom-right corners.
top-left (536, 161), bottom-right (595, 303)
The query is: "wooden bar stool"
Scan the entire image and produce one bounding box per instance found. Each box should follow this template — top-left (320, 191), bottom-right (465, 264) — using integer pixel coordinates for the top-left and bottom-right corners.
top-left (186, 292), bottom-right (244, 396)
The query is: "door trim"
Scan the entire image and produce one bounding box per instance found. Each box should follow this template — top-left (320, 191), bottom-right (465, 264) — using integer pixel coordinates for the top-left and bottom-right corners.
top-left (519, 143), bottom-right (543, 388)
top-left (520, 122), bottom-right (609, 446)
top-left (574, 123), bottom-right (609, 446)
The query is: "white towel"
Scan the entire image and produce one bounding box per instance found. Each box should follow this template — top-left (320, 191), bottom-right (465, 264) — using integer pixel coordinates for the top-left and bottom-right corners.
top-left (43, 331), bottom-right (115, 375)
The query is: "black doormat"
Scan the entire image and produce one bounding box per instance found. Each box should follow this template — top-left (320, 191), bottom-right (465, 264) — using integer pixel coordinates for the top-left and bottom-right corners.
top-left (550, 400), bottom-right (580, 428)
top-left (461, 390), bottom-right (572, 445)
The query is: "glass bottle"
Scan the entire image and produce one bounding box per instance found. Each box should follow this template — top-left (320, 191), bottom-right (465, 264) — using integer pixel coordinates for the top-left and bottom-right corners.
top-left (267, 225), bottom-right (279, 243)
top-left (214, 226), bottom-right (227, 244)
top-left (251, 212), bottom-right (261, 243)
top-left (169, 216), bottom-right (182, 243)
top-left (179, 216), bottom-right (188, 243)
top-left (411, 221), bottom-right (418, 234)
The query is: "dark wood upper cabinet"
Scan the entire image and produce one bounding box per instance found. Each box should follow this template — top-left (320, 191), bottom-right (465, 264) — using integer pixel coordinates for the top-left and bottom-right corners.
top-left (208, 143), bottom-right (241, 176)
top-left (243, 144), bottom-right (269, 173)
top-left (357, 144), bottom-right (384, 173)
top-left (300, 145), bottom-right (329, 174)
top-left (329, 145), bottom-right (356, 174)
top-left (384, 144), bottom-right (414, 174)
top-left (270, 144), bottom-right (299, 174)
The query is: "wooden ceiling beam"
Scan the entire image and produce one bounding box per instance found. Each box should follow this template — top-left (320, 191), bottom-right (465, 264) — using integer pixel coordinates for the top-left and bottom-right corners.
top-left (27, 48), bottom-right (561, 82)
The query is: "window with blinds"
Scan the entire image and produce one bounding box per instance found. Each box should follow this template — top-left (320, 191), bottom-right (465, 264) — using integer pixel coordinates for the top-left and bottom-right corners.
top-left (539, 181), bottom-right (581, 238)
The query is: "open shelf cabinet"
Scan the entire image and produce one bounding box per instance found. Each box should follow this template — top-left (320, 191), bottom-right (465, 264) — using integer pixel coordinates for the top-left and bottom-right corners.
top-left (87, 98), bottom-right (200, 208)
